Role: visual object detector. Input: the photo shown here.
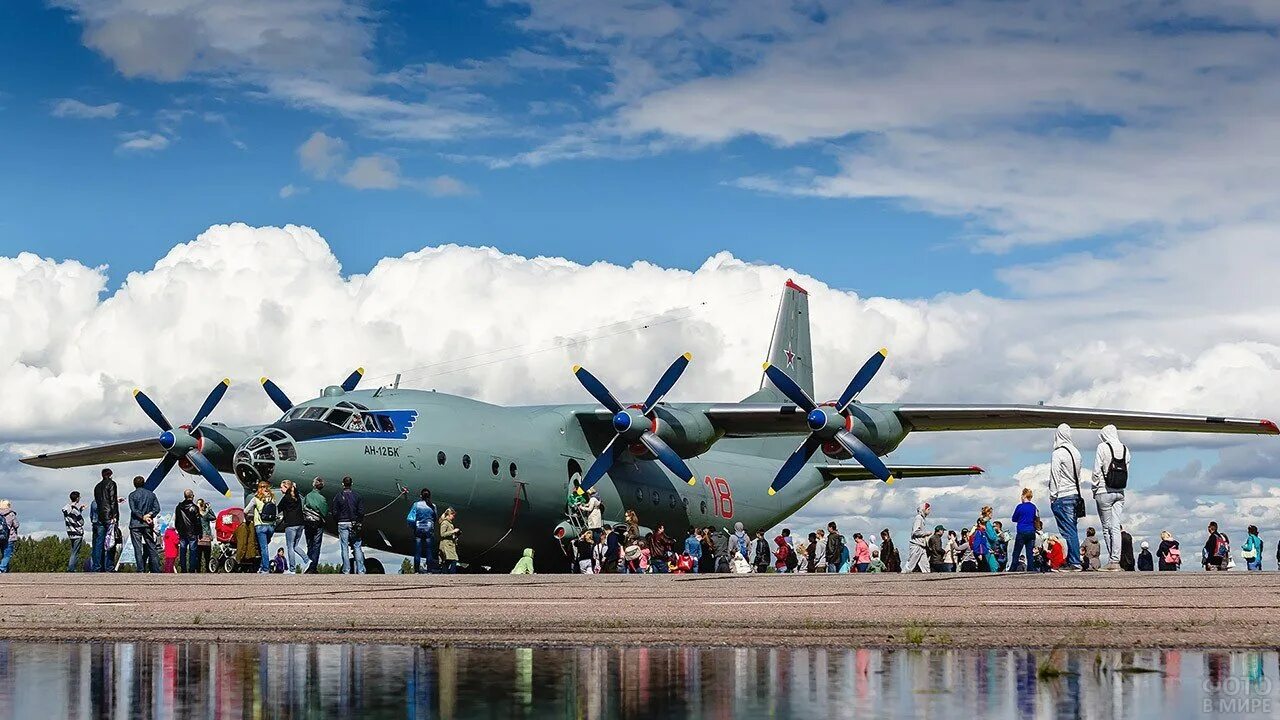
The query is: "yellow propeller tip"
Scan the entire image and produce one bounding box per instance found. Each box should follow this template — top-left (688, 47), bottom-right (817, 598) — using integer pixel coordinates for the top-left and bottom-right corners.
top-left (132, 388), bottom-right (141, 396)
top-left (885, 476), bottom-right (896, 486)
top-left (572, 365), bottom-right (582, 374)
top-left (686, 477), bottom-right (697, 486)
top-left (879, 347), bottom-right (889, 356)
top-left (575, 487), bottom-right (584, 495)
top-left (224, 490), bottom-right (234, 498)
top-left (260, 377), bottom-right (269, 384)
top-left (761, 362), bottom-right (772, 370)
top-left (221, 378), bottom-right (231, 386)
top-left (682, 352), bottom-right (693, 361)
top-left (767, 488), bottom-right (777, 496)
top-left (355, 367), bottom-right (365, 375)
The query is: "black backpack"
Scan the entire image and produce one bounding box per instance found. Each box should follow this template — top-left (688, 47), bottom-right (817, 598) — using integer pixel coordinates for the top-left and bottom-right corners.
top-left (784, 544), bottom-right (798, 571)
top-left (1103, 443), bottom-right (1129, 490)
top-left (259, 500), bottom-right (279, 525)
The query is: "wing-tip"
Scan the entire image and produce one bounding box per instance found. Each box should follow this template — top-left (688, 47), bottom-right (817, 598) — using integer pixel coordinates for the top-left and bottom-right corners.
top-left (970, 466), bottom-right (985, 473)
top-left (1261, 419), bottom-right (1279, 435)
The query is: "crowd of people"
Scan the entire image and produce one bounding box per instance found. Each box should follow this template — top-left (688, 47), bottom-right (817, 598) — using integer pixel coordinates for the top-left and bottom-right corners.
top-left (0, 424), bottom-right (1269, 575)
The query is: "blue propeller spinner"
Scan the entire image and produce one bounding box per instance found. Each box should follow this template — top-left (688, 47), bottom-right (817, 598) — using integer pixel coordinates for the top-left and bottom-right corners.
top-left (763, 348), bottom-right (896, 495)
top-left (573, 353), bottom-right (697, 493)
top-left (133, 379), bottom-right (233, 497)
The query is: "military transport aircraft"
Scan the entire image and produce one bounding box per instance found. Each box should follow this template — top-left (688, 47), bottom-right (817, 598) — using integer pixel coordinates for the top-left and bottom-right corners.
top-left (21, 280), bottom-right (1278, 571)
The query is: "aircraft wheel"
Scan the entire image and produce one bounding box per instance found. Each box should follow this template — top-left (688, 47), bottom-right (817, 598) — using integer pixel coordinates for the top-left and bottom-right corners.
top-left (364, 558), bottom-right (385, 575)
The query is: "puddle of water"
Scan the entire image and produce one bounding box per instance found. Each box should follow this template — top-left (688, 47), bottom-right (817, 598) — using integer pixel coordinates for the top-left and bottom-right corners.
top-left (0, 643), bottom-right (1274, 719)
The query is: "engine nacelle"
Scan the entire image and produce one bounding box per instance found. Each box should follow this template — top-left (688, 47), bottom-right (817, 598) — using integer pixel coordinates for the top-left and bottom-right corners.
top-left (650, 406), bottom-right (719, 458)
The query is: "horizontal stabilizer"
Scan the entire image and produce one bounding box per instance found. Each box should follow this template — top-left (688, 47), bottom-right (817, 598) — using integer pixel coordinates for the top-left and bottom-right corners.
top-left (20, 438), bottom-right (165, 469)
top-left (818, 464), bottom-right (984, 482)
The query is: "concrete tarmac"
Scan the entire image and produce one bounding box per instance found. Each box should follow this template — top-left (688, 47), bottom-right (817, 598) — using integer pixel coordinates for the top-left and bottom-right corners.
top-left (0, 571), bottom-right (1273, 648)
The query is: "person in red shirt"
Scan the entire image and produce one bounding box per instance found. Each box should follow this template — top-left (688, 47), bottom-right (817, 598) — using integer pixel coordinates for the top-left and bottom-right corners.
top-left (162, 526), bottom-right (179, 573)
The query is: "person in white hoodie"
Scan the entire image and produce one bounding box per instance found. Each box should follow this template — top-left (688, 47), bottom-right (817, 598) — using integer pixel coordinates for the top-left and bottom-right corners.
top-left (1093, 425), bottom-right (1129, 572)
top-left (902, 503), bottom-right (932, 573)
top-left (1049, 424), bottom-right (1084, 571)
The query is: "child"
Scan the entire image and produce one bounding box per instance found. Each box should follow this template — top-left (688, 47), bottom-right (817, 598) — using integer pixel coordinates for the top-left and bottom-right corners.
top-left (868, 549), bottom-right (886, 573)
top-left (162, 526), bottom-right (179, 573)
top-left (270, 548), bottom-right (287, 574)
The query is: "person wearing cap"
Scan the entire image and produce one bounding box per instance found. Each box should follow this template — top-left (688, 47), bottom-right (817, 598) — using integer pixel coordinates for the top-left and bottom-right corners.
top-left (926, 525), bottom-right (947, 572)
top-left (1137, 540), bottom-right (1154, 571)
top-left (903, 503), bottom-right (932, 573)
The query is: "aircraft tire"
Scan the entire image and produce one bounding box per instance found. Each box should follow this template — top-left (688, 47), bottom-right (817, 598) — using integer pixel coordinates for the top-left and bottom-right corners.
top-left (364, 558), bottom-right (385, 574)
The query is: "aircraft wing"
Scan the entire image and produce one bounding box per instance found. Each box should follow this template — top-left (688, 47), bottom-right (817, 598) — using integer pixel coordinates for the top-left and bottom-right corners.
top-left (819, 464), bottom-right (984, 481)
top-left (19, 438), bottom-right (165, 469)
top-left (894, 405), bottom-right (1279, 435)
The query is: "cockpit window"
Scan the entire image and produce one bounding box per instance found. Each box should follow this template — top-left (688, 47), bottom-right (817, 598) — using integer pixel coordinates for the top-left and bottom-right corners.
top-left (325, 409), bottom-right (352, 429)
top-left (376, 415), bottom-right (395, 432)
top-left (302, 407), bottom-right (327, 421)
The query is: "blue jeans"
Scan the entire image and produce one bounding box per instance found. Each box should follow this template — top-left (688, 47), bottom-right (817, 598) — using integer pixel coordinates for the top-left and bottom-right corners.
top-left (284, 526), bottom-right (308, 571)
top-left (178, 538), bottom-right (199, 573)
top-left (305, 524), bottom-right (324, 572)
top-left (338, 522), bottom-right (364, 574)
top-left (0, 540), bottom-right (15, 572)
top-left (255, 525), bottom-right (274, 572)
top-left (413, 530), bottom-right (435, 573)
top-left (1051, 497), bottom-right (1082, 568)
top-left (130, 529), bottom-right (160, 573)
top-left (67, 537), bottom-right (83, 572)
top-left (91, 524), bottom-right (107, 572)
top-left (1009, 531), bottom-right (1036, 572)
top-left (1095, 492), bottom-right (1125, 565)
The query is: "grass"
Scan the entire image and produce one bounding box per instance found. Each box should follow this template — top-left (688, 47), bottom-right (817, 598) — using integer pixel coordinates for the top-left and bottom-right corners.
top-left (903, 625), bottom-right (926, 645)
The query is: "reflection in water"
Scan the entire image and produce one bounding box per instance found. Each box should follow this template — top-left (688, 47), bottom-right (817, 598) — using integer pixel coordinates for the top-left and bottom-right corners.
top-left (0, 643), bottom-right (1275, 719)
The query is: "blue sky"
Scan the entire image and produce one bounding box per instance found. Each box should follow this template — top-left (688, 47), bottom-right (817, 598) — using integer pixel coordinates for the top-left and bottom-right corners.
top-left (0, 0), bottom-right (1052, 298)
top-left (3, 0), bottom-right (1280, 554)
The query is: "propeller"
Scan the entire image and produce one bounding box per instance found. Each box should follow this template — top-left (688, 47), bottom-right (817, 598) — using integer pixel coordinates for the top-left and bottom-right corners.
top-left (260, 367), bottom-right (364, 413)
top-left (573, 353), bottom-right (697, 493)
top-left (133, 379), bottom-right (233, 497)
top-left (763, 348), bottom-right (895, 495)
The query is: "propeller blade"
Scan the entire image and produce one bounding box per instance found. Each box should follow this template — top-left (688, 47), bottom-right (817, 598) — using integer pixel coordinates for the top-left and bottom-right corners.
top-left (190, 378), bottom-right (231, 428)
top-left (762, 363), bottom-right (817, 412)
top-left (579, 435), bottom-right (624, 493)
top-left (186, 450), bottom-right (232, 497)
top-left (133, 389), bottom-right (173, 432)
top-left (832, 430), bottom-right (895, 483)
top-left (641, 353), bottom-right (692, 414)
top-left (261, 377), bottom-right (294, 414)
top-left (769, 434), bottom-right (823, 495)
top-left (639, 432), bottom-right (697, 485)
top-left (836, 348), bottom-right (887, 412)
top-left (572, 366), bottom-right (624, 414)
top-left (340, 367), bottom-right (365, 392)
top-left (143, 454), bottom-right (179, 491)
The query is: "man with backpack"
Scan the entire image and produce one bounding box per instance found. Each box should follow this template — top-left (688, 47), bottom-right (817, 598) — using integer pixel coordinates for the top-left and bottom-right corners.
top-left (1203, 522), bottom-right (1229, 571)
top-left (407, 488), bottom-right (438, 574)
top-left (303, 477), bottom-right (328, 574)
top-left (1092, 425), bottom-right (1129, 572)
top-left (825, 522), bottom-right (844, 573)
top-left (333, 476), bottom-right (366, 574)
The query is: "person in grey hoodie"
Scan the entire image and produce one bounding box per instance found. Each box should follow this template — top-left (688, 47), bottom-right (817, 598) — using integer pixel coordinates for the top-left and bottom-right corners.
top-left (1093, 425), bottom-right (1129, 572)
top-left (1049, 424), bottom-right (1084, 571)
top-left (902, 503), bottom-right (932, 573)
top-left (0, 500), bottom-right (18, 573)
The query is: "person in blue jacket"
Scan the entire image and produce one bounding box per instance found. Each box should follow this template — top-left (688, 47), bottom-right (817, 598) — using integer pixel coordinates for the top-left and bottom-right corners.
top-left (1008, 488), bottom-right (1039, 572)
top-left (406, 488), bottom-right (438, 574)
top-left (683, 527), bottom-right (702, 573)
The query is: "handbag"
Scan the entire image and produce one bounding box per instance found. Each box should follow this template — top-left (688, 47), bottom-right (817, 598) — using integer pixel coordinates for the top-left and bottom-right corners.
top-left (1067, 449), bottom-right (1086, 519)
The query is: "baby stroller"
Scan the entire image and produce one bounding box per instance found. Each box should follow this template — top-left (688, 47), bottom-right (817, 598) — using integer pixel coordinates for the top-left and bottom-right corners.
top-left (210, 508), bottom-right (260, 573)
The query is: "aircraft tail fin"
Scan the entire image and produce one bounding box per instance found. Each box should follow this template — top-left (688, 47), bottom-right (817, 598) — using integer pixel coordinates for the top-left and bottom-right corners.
top-left (742, 279), bottom-right (814, 403)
